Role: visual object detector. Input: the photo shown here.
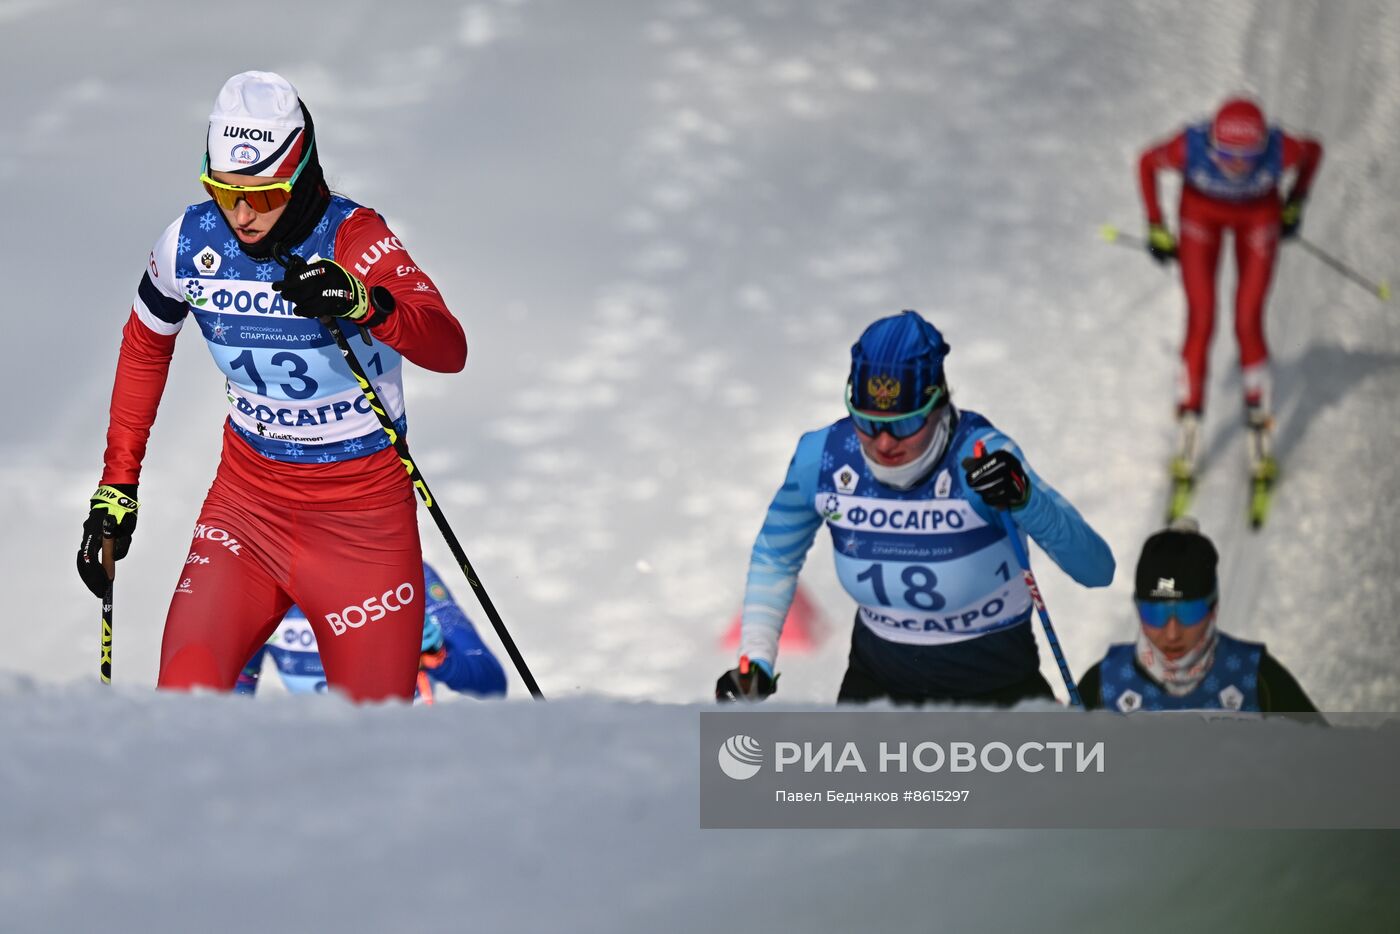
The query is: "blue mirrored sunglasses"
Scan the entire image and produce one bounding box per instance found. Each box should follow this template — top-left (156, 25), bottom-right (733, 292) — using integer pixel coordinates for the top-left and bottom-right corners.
top-left (845, 381), bottom-right (945, 439)
top-left (1134, 594), bottom-right (1217, 629)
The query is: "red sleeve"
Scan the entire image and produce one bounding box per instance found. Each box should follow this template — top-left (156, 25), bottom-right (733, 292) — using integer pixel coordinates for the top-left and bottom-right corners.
top-left (1281, 133), bottom-right (1323, 201)
top-left (100, 311), bottom-right (178, 486)
top-left (334, 210), bottom-right (467, 373)
top-left (1138, 131), bottom-right (1187, 226)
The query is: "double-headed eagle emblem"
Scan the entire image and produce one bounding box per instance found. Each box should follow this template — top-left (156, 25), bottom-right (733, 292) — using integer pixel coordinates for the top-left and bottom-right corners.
top-left (866, 375), bottom-right (902, 410)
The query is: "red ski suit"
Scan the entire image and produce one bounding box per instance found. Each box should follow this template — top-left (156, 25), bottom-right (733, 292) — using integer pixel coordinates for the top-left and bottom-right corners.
top-left (1139, 129), bottom-right (1322, 413)
top-left (101, 208), bottom-right (466, 702)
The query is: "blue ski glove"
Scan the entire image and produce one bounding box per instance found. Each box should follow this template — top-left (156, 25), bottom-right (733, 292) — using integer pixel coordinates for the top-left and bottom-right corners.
top-left (421, 613), bottom-right (445, 655)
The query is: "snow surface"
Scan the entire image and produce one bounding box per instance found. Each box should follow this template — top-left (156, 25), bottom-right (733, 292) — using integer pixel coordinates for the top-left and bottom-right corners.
top-left (2, 0), bottom-right (1399, 928)
top-left (2, 681), bottom-right (1399, 933)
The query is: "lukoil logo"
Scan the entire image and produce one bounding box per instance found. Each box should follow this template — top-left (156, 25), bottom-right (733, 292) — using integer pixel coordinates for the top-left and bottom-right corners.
top-left (326, 582), bottom-right (415, 635)
top-left (192, 524), bottom-right (242, 555)
top-left (718, 734), bottom-right (764, 780)
top-left (222, 126), bottom-right (278, 142)
top-left (352, 236), bottom-right (404, 275)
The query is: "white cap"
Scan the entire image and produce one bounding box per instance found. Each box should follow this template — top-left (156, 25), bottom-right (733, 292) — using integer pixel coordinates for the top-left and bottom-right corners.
top-left (207, 71), bottom-right (308, 176)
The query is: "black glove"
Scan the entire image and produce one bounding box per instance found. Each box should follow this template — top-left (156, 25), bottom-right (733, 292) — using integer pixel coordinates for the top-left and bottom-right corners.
top-left (272, 257), bottom-right (393, 326)
top-left (1280, 196), bottom-right (1305, 240)
top-left (961, 449), bottom-right (1031, 510)
top-left (76, 484), bottom-right (139, 598)
top-left (1147, 223), bottom-right (1178, 264)
top-left (715, 657), bottom-right (777, 702)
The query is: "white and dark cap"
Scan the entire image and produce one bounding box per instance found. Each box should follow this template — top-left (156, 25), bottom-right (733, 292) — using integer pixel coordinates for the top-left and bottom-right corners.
top-left (207, 71), bottom-right (309, 176)
top-left (1134, 518), bottom-right (1219, 602)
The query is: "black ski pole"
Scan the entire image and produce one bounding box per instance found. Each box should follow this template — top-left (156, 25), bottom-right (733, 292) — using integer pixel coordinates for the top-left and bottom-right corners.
top-left (100, 516), bottom-right (115, 684)
top-left (1294, 236), bottom-right (1392, 301)
top-left (274, 248), bottom-right (544, 699)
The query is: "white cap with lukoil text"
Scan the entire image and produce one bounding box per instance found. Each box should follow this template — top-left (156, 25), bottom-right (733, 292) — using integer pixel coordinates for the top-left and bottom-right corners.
top-left (207, 71), bottom-right (307, 177)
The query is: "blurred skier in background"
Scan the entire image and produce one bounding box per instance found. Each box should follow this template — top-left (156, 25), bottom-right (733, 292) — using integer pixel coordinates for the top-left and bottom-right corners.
top-left (75, 71), bottom-right (467, 701)
top-left (1077, 519), bottom-right (1315, 713)
top-left (237, 563), bottom-right (506, 701)
top-left (1138, 96), bottom-right (1322, 496)
top-left (717, 310), bottom-right (1114, 707)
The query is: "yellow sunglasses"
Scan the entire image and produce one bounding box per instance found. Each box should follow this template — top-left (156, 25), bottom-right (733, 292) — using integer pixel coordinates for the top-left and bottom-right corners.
top-left (199, 146), bottom-right (311, 213)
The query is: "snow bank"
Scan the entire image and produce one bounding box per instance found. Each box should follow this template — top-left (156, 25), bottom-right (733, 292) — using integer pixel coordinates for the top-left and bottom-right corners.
top-left (0, 685), bottom-right (1396, 932)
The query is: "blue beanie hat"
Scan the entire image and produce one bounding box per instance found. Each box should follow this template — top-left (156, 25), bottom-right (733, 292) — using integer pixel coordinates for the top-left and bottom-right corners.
top-left (849, 310), bottom-right (950, 412)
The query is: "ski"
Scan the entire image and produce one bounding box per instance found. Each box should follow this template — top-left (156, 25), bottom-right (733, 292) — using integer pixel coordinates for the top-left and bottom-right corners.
top-left (1166, 457), bottom-right (1195, 523)
top-left (1246, 417), bottom-right (1277, 530)
top-left (1165, 412), bottom-right (1200, 523)
top-left (1165, 410), bottom-right (1278, 529)
top-left (1249, 468), bottom-right (1276, 529)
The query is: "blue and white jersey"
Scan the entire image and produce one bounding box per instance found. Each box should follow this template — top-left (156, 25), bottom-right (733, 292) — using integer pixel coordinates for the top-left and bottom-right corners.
top-left (133, 196), bottom-right (406, 464)
top-left (1183, 122), bottom-right (1284, 202)
top-left (739, 409), bottom-right (1114, 665)
top-left (1097, 634), bottom-right (1264, 713)
top-left (261, 610), bottom-right (330, 694)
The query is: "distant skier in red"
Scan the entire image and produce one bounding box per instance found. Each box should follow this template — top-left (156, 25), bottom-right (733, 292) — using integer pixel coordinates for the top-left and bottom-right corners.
top-left (1138, 96), bottom-right (1322, 481)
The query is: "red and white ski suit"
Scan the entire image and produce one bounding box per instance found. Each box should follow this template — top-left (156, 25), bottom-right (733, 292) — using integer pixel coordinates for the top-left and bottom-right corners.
top-left (1139, 128), bottom-right (1322, 414)
top-left (101, 202), bottom-right (466, 702)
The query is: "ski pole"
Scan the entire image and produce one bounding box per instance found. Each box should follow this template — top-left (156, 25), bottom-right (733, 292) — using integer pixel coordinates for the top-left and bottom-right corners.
top-left (1101, 223), bottom-right (1180, 271)
top-left (1294, 236), bottom-right (1392, 301)
top-left (100, 516), bottom-right (115, 684)
top-left (1098, 223), bottom-right (1146, 250)
top-left (273, 248), bottom-right (545, 700)
top-left (416, 667), bottom-right (436, 706)
top-left (328, 309), bottom-right (544, 699)
top-left (973, 441), bottom-right (1082, 708)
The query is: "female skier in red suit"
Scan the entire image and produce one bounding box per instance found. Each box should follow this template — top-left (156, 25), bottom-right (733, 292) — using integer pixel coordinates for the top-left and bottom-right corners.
top-left (1138, 96), bottom-right (1321, 481)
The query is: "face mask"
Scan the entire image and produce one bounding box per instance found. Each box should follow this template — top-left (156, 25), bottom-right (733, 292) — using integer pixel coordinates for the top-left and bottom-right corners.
top-left (1134, 619), bottom-right (1220, 696)
top-left (862, 406), bottom-right (953, 490)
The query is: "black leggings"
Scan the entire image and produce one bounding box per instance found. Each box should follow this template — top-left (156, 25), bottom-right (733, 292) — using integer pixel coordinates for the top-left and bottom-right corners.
top-left (836, 617), bottom-right (1056, 707)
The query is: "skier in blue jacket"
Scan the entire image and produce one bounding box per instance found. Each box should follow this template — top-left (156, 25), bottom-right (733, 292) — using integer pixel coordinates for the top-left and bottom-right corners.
top-left (237, 562), bottom-right (506, 700)
top-left (717, 310), bottom-right (1114, 706)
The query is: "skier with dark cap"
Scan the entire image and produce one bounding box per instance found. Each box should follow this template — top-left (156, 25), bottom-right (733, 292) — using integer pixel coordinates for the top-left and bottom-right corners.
top-left (75, 71), bottom-right (467, 701)
top-left (718, 310), bottom-right (1115, 706)
top-left (1077, 519), bottom-right (1315, 713)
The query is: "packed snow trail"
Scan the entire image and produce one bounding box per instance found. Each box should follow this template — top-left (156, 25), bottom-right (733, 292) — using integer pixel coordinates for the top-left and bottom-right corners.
top-left (1, 683), bottom-right (1397, 933)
